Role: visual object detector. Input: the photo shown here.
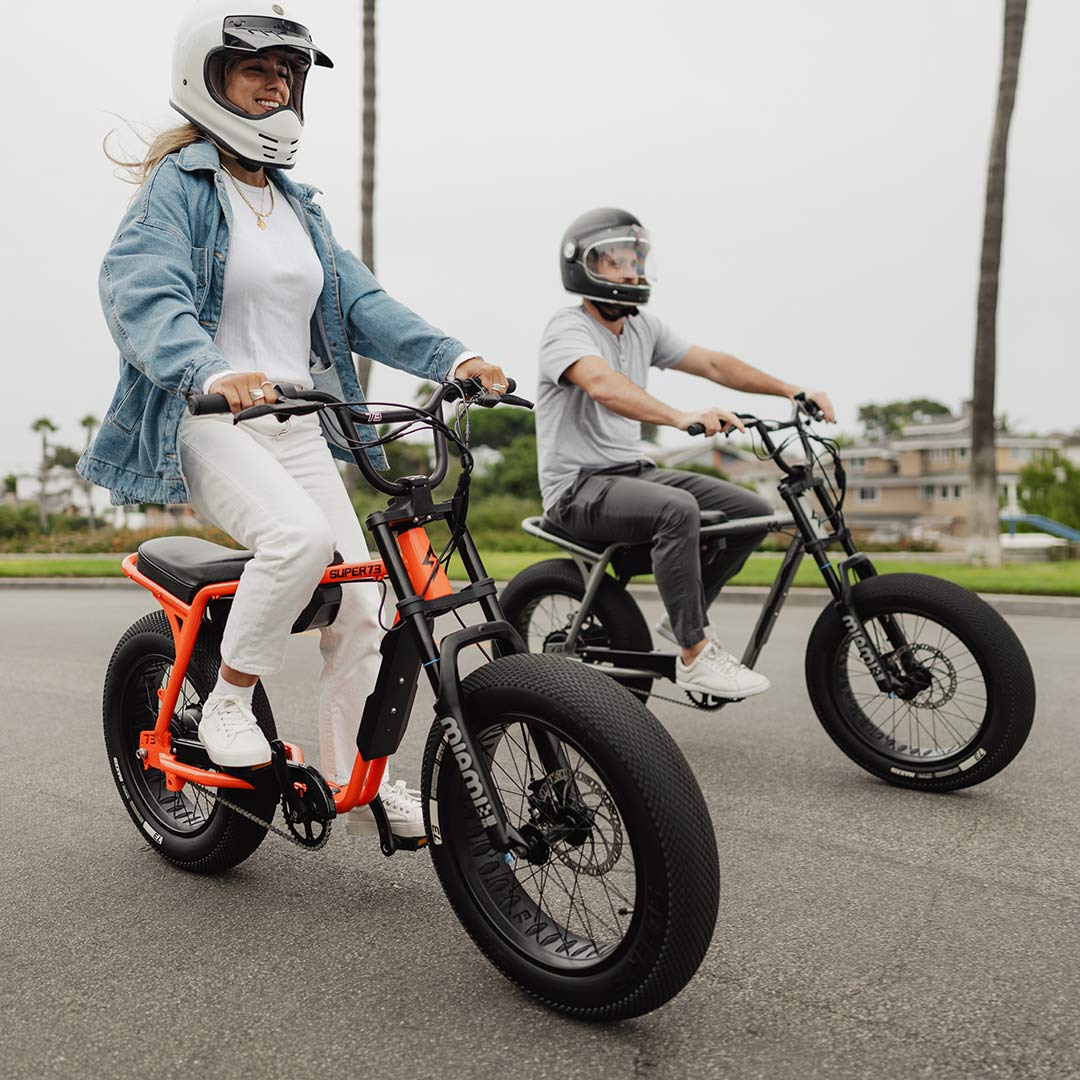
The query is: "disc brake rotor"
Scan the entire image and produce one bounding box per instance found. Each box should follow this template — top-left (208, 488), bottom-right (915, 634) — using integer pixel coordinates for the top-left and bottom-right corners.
top-left (892, 643), bottom-right (957, 709)
top-left (535, 768), bottom-right (623, 877)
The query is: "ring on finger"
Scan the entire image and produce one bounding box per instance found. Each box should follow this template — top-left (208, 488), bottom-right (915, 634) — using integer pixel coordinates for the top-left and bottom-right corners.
top-left (250, 388), bottom-right (266, 401)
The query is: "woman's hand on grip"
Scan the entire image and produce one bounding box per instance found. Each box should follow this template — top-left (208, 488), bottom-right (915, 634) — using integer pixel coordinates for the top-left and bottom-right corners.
top-left (206, 372), bottom-right (279, 412)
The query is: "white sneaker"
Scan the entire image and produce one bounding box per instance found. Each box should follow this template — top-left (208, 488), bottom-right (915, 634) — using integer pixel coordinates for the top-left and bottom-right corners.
top-left (346, 779), bottom-right (426, 839)
top-left (197, 695), bottom-right (272, 767)
top-left (675, 640), bottom-right (771, 700)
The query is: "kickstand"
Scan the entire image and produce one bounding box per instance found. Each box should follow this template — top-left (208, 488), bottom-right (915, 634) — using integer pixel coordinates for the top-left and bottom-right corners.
top-left (368, 796), bottom-right (427, 857)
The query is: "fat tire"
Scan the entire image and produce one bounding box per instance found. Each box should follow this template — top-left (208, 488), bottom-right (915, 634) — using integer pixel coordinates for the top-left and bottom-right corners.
top-left (103, 611), bottom-right (278, 873)
top-left (421, 653), bottom-right (719, 1020)
top-left (805, 573), bottom-right (1035, 791)
top-left (500, 558), bottom-right (655, 697)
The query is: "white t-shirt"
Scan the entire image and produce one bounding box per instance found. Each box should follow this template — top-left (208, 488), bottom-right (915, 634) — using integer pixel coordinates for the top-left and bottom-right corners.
top-left (207, 175), bottom-right (324, 391)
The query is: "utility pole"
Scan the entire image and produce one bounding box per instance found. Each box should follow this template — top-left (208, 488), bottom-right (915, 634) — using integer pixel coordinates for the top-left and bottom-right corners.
top-left (356, 0), bottom-right (376, 394)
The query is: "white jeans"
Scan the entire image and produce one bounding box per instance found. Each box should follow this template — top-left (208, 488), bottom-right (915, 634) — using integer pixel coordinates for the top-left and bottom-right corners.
top-left (178, 411), bottom-right (382, 786)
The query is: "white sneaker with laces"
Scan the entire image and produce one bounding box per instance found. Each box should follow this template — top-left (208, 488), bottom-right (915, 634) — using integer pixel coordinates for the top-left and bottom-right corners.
top-left (346, 779), bottom-right (426, 839)
top-left (675, 640), bottom-right (771, 700)
top-left (198, 694), bottom-right (272, 767)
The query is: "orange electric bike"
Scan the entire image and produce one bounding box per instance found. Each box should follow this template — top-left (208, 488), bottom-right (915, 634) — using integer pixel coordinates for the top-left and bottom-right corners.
top-left (102, 377), bottom-right (719, 1020)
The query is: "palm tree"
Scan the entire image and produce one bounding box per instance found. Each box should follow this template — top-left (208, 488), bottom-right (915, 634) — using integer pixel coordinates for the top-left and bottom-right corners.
top-left (355, 0), bottom-right (377, 395)
top-left (969, 0), bottom-right (1027, 566)
top-left (31, 417), bottom-right (58, 532)
top-left (80, 414), bottom-right (99, 530)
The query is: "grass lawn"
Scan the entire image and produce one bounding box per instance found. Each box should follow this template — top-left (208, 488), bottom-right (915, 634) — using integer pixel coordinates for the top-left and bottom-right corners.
top-left (5, 551), bottom-right (1078, 596)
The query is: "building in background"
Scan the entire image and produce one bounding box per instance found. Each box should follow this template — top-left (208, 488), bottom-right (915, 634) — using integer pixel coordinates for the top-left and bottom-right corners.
top-left (660, 403), bottom-right (1074, 547)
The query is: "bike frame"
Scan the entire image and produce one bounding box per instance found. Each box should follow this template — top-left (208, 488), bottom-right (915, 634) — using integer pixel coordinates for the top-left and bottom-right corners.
top-left (525, 400), bottom-right (912, 694)
top-left (127, 381), bottom-right (537, 856)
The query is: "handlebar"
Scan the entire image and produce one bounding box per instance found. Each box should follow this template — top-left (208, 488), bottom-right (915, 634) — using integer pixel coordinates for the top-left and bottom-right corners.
top-left (685, 392), bottom-right (824, 438)
top-left (186, 377), bottom-right (531, 496)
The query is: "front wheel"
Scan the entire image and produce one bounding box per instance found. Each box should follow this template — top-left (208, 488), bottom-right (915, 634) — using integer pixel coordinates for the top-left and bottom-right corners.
top-left (805, 573), bottom-right (1035, 791)
top-left (421, 654), bottom-right (719, 1020)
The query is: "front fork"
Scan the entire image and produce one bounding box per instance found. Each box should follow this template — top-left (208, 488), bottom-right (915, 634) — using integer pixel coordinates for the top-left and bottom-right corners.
top-left (370, 519), bottom-right (546, 858)
top-left (782, 480), bottom-right (916, 696)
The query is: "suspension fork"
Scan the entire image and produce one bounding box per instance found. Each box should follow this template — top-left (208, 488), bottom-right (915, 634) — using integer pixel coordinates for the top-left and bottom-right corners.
top-left (780, 477), bottom-right (908, 694)
top-left (367, 516), bottom-right (532, 855)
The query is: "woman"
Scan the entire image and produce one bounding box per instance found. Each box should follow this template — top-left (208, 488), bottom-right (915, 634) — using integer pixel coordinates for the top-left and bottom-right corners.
top-left (79, 0), bottom-right (508, 839)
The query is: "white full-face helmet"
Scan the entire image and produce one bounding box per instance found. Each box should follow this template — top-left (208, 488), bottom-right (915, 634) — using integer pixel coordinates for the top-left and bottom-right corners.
top-left (170, 0), bottom-right (333, 170)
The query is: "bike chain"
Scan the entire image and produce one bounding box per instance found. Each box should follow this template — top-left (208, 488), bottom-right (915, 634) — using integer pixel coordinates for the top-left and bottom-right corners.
top-left (625, 685), bottom-right (731, 711)
top-left (187, 781), bottom-right (332, 851)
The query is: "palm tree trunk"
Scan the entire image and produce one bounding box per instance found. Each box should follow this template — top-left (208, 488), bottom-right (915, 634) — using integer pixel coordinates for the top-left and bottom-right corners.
top-left (38, 430), bottom-right (49, 532)
top-left (969, 0), bottom-right (1026, 566)
top-left (355, 0), bottom-right (377, 395)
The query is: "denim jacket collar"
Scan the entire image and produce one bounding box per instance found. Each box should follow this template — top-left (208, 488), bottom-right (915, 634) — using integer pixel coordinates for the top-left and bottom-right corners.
top-left (175, 140), bottom-right (323, 204)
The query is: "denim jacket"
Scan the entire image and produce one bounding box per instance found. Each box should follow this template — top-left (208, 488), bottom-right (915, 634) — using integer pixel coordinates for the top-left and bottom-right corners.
top-left (78, 140), bottom-right (466, 505)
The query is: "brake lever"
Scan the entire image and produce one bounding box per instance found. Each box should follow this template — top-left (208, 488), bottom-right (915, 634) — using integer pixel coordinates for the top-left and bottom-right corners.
top-left (233, 404), bottom-right (277, 423)
top-left (476, 391), bottom-right (533, 409)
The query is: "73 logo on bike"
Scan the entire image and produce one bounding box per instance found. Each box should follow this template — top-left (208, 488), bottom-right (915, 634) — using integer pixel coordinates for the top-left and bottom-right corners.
top-left (328, 563), bottom-right (381, 581)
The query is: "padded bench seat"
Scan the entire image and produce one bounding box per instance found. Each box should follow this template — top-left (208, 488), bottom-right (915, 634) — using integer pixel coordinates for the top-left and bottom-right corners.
top-left (136, 537), bottom-right (255, 604)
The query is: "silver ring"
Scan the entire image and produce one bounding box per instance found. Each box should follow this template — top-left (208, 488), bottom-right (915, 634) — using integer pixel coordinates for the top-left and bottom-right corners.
top-left (259, 380), bottom-right (274, 389)
top-left (250, 388), bottom-right (265, 401)
top-left (492, 382), bottom-right (507, 391)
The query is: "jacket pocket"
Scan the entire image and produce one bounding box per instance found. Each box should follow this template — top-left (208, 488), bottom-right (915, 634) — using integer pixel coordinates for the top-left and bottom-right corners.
top-left (108, 379), bottom-right (142, 434)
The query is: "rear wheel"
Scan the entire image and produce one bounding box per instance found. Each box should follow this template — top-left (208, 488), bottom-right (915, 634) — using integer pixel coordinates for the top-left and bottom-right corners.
top-left (500, 558), bottom-right (655, 699)
top-left (805, 573), bottom-right (1035, 791)
top-left (103, 611), bottom-right (278, 872)
top-left (422, 653), bottom-right (719, 1020)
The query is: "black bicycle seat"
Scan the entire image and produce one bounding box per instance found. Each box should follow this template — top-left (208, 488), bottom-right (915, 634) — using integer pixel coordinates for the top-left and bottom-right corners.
top-left (136, 537), bottom-right (255, 603)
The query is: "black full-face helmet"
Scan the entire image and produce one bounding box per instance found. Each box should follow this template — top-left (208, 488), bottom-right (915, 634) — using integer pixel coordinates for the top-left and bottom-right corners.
top-left (560, 207), bottom-right (652, 308)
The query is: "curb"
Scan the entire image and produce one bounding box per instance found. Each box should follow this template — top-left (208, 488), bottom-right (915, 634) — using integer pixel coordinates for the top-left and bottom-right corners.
top-left (1, 577), bottom-right (1077, 619)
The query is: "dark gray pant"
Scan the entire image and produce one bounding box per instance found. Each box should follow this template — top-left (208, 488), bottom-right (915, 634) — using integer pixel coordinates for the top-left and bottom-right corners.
top-left (548, 464), bottom-right (773, 648)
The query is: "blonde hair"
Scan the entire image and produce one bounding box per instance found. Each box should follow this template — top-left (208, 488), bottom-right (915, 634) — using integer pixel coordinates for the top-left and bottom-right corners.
top-left (105, 56), bottom-right (256, 185)
top-left (104, 121), bottom-right (205, 186)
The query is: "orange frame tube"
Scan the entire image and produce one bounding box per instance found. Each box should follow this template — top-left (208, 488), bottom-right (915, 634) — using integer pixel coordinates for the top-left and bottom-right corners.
top-left (121, 527), bottom-right (446, 812)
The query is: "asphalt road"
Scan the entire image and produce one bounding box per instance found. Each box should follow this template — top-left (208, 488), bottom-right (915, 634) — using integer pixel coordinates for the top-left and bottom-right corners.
top-left (1, 587), bottom-right (1076, 1080)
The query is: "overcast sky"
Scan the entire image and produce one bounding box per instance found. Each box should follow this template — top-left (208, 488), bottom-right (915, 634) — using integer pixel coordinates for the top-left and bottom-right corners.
top-left (4, 0), bottom-right (1078, 476)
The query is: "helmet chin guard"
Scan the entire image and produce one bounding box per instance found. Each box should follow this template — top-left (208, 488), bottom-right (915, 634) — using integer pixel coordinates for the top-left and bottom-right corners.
top-left (170, 0), bottom-right (333, 170)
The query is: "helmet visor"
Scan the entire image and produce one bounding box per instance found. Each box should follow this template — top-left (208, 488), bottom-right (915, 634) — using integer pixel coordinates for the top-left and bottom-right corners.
top-left (206, 46), bottom-right (314, 123)
top-left (582, 235), bottom-right (655, 290)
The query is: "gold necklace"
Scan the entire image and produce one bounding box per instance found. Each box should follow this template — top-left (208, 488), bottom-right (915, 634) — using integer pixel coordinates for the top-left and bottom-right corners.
top-left (225, 169), bottom-right (275, 230)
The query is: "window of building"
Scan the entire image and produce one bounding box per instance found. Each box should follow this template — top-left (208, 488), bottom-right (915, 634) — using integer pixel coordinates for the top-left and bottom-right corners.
top-left (958, 446), bottom-right (968, 460)
top-left (940, 485), bottom-right (950, 499)
top-left (1011, 447), bottom-right (1032, 464)
top-left (954, 485), bottom-right (963, 500)
top-left (848, 456), bottom-right (865, 473)
top-left (921, 485), bottom-right (936, 500)
top-left (929, 447), bottom-right (953, 463)
top-left (857, 487), bottom-right (880, 504)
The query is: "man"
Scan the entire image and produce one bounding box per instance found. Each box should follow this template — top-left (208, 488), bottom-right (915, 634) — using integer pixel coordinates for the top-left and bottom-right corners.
top-left (535, 207), bottom-right (835, 699)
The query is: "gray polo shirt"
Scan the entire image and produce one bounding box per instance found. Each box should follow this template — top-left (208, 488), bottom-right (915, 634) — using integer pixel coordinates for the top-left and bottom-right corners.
top-left (535, 305), bottom-right (691, 513)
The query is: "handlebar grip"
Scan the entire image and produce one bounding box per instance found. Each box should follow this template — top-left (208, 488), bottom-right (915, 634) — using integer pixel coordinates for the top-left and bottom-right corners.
top-left (187, 393), bottom-right (231, 416)
top-left (794, 392), bottom-right (825, 422)
top-left (687, 423), bottom-right (706, 437)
